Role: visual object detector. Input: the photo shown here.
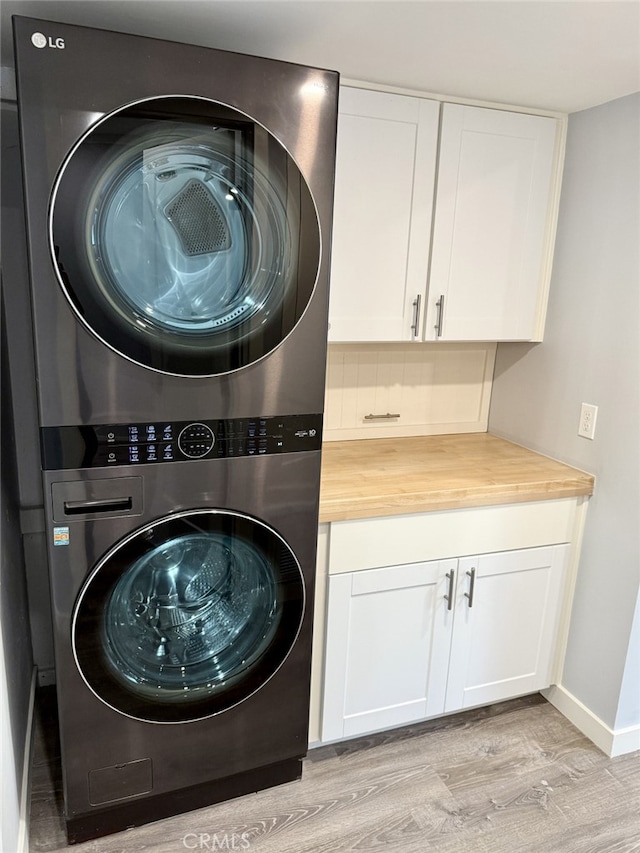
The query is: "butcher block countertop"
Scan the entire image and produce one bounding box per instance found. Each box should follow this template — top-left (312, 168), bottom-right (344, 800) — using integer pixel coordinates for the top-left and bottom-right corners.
top-left (319, 433), bottom-right (595, 523)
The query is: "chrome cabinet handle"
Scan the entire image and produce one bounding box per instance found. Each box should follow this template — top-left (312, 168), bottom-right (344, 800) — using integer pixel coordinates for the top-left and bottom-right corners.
top-left (411, 293), bottom-right (422, 338)
top-left (435, 294), bottom-right (445, 337)
top-left (444, 569), bottom-right (455, 611)
top-left (364, 412), bottom-right (401, 420)
top-left (464, 567), bottom-right (476, 608)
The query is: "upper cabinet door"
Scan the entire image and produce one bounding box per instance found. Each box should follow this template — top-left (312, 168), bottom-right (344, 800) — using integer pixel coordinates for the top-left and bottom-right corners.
top-left (328, 88), bottom-right (439, 342)
top-left (425, 104), bottom-right (560, 342)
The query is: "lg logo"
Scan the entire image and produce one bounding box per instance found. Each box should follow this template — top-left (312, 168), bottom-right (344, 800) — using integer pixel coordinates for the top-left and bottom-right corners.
top-left (31, 32), bottom-right (65, 50)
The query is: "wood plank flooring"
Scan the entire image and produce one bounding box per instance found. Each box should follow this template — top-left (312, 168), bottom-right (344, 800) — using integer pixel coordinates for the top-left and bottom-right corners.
top-left (29, 690), bottom-right (640, 853)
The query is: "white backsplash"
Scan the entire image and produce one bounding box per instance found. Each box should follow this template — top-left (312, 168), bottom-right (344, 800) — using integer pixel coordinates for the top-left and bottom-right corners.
top-left (324, 343), bottom-right (496, 440)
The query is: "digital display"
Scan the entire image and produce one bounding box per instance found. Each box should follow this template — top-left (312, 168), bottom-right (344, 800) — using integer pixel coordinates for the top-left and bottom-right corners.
top-left (41, 414), bottom-right (322, 470)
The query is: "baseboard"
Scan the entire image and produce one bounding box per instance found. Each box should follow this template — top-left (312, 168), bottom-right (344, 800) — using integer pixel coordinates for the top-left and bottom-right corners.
top-left (543, 684), bottom-right (640, 757)
top-left (16, 666), bottom-right (37, 853)
top-left (609, 723), bottom-right (640, 758)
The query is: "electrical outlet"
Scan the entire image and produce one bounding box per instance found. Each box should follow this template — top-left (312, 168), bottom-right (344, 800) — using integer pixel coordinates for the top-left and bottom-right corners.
top-left (578, 403), bottom-right (598, 439)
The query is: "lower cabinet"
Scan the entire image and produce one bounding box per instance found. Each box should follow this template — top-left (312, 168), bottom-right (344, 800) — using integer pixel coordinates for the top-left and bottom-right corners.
top-left (321, 543), bottom-right (569, 742)
top-left (322, 558), bottom-right (456, 741)
top-left (444, 546), bottom-right (569, 711)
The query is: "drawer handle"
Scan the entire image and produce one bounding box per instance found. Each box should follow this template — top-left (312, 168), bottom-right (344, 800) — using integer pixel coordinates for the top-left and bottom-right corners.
top-left (464, 567), bottom-right (476, 608)
top-left (444, 569), bottom-right (455, 611)
top-left (363, 413), bottom-right (401, 420)
top-left (63, 497), bottom-right (133, 515)
top-left (435, 293), bottom-right (445, 337)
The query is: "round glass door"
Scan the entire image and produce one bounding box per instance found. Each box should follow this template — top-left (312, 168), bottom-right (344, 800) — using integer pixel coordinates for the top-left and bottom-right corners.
top-left (50, 97), bottom-right (321, 376)
top-left (72, 510), bottom-right (305, 723)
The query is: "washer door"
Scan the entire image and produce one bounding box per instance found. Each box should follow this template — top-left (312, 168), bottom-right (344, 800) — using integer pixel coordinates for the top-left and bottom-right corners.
top-left (72, 510), bottom-right (305, 723)
top-left (50, 97), bottom-right (321, 376)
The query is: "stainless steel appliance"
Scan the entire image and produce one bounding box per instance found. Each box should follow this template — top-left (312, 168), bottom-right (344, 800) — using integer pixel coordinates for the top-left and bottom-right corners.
top-left (41, 431), bottom-right (321, 842)
top-left (13, 16), bottom-right (337, 842)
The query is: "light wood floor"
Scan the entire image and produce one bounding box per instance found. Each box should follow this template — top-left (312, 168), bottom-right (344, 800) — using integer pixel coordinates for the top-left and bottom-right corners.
top-left (29, 690), bottom-right (640, 853)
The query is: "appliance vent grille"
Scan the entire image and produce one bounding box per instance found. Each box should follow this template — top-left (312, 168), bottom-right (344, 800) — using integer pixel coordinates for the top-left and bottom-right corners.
top-left (165, 180), bottom-right (231, 256)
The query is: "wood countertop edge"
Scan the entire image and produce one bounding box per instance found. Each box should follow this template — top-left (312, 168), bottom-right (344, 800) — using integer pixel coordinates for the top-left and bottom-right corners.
top-left (318, 434), bottom-right (595, 523)
top-left (318, 483), bottom-right (593, 523)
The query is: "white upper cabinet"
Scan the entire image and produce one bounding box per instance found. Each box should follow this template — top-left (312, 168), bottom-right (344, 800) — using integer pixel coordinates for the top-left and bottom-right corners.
top-left (328, 88), bottom-right (563, 343)
top-left (328, 88), bottom-right (439, 342)
top-left (425, 105), bottom-right (559, 341)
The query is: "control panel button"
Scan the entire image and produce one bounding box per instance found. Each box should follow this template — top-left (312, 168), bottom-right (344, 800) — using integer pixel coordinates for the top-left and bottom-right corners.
top-left (41, 413), bottom-right (323, 470)
top-left (177, 423), bottom-right (215, 459)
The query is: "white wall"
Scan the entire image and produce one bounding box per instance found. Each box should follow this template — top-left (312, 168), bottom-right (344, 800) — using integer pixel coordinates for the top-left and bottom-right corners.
top-left (489, 93), bottom-right (640, 733)
top-left (1, 298), bottom-right (34, 853)
top-left (616, 595), bottom-right (640, 731)
top-left (1, 632), bottom-right (21, 853)
top-left (1, 84), bottom-right (35, 853)
top-left (1, 88), bottom-right (54, 689)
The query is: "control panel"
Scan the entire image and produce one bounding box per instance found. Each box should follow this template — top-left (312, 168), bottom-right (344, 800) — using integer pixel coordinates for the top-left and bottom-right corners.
top-left (41, 414), bottom-right (322, 470)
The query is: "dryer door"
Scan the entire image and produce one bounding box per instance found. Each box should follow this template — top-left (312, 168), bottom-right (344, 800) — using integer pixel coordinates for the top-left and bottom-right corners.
top-left (72, 509), bottom-right (305, 723)
top-left (50, 97), bottom-right (320, 376)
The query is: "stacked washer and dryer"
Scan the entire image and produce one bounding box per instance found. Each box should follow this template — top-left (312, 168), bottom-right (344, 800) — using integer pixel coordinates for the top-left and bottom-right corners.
top-left (12, 16), bottom-right (338, 843)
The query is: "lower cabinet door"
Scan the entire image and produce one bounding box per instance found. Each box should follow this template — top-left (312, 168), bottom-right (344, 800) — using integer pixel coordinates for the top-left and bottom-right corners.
top-left (444, 545), bottom-right (569, 712)
top-left (321, 559), bottom-right (456, 741)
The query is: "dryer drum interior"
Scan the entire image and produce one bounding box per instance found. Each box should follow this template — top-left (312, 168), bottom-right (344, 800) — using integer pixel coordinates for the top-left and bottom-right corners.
top-left (50, 97), bottom-right (321, 375)
top-left (72, 510), bottom-right (305, 723)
